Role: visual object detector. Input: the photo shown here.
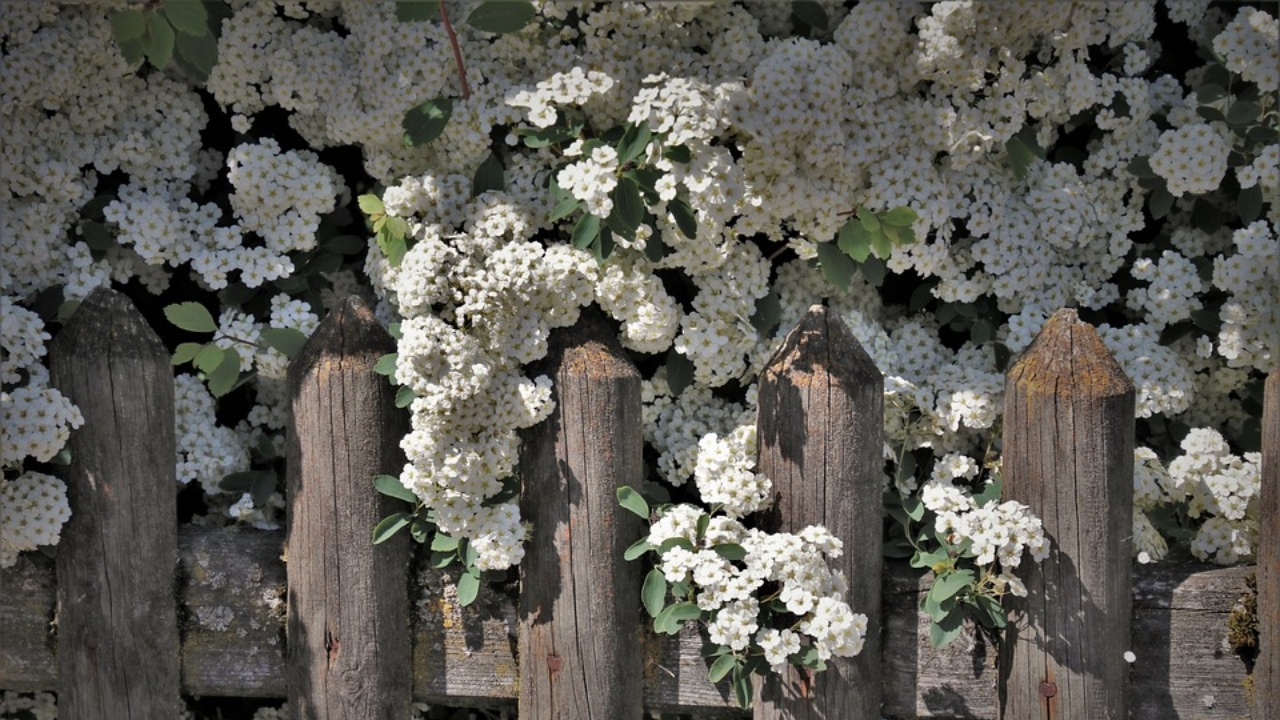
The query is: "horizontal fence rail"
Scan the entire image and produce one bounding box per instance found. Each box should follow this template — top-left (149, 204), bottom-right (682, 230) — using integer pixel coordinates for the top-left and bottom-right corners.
top-left (0, 289), bottom-right (1271, 719)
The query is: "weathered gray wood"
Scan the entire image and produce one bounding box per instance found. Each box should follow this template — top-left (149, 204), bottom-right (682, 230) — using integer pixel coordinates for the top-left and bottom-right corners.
top-left (46, 287), bottom-right (181, 718)
top-left (517, 308), bottom-right (646, 718)
top-left (0, 534), bottom-right (1252, 716)
top-left (286, 296), bottom-right (412, 719)
top-left (1259, 370), bottom-right (1278, 720)
top-left (1000, 308), bottom-right (1136, 720)
top-left (754, 305), bottom-right (884, 719)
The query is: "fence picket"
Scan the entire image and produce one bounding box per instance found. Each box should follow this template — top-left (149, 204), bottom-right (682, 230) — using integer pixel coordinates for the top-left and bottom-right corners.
top-left (999, 308), bottom-right (1135, 720)
top-left (518, 308), bottom-right (645, 718)
top-left (1259, 369), bottom-right (1278, 720)
top-left (754, 305), bottom-right (884, 719)
top-left (286, 296), bottom-right (412, 719)
top-left (47, 288), bottom-right (181, 718)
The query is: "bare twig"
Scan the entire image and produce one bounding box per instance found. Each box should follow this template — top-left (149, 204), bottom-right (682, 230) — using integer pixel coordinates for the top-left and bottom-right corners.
top-left (439, 0), bottom-right (471, 100)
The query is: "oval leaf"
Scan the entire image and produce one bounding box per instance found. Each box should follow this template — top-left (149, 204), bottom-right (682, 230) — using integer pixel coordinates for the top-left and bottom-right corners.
top-left (395, 385), bottom-right (416, 408)
top-left (192, 343), bottom-right (226, 374)
top-left (374, 353), bottom-right (398, 376)
top-left (165, 301), bottom-right (217, 333)
top-left (207, 346), bottom-right (241, 397)
top-left (374, 474), bottom-right (417, 503)
top-left (175, 28), bottom-right (218, 80)
top-left (473, 152), bottom-right (505, 197)
top-left (642, 568), bottom-right (667, 618)
top-left (457, 571), bottom-right (481, 605)
top-left (396, 0), bottom-right (439, 21)
top-left (571, 212), bottom-right (601, 249)
top-left (260, 327), bottom-right (308, 358)
top-left (172, 342), bottom-right (204, 366)
top-left (880, 206), bottom-right (918, 227)
top-left (708, 653), bottom-right (737, 683)
top-left (612, 175), bottom-right (645, 232)
top-left (372, 512), bottom-right (411, 544)
top-left (616, 485), bottom-right (650, 519)
top-left (669, 197), bottom-right (697, 239)
top-left (617, 122), bottom-right (652, 165)
top-left (403, 98), bottom-right (453, 147)
top-left (110, 9), bottom-right (147, 42)
top-left (144, 13), bottom-right (176, 68)
top-left (624, 538), bottom-right (653, 561)
top-left (162, 0), bottom-right (208, 36)
top-left (816, 242), bottom-right (856, 292)
top-left (836, 217), bottom-right (872, 262)
top-left (466, 0), bottom-right (536, 33)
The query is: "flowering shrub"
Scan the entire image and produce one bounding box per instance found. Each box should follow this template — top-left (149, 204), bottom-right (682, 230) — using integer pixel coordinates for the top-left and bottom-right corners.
top-left (1, 0), bottom-right (1277, 711)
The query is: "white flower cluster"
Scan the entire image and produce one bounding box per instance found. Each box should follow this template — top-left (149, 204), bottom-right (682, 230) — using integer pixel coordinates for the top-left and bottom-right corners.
top-left (0, 386), bottom-right (84, 467)
top-left (0, 691), bottom-right (56, 720)
top-left (1165, 428), bottom-right (1261, 563)
top-left (649, 505), bottom-right (866, 663)
top-left (557, 145), bottom-right (620, 218)
top-left (1127, 250), bottom-right (1203, 328)
top-left (922, 453), bottom-right (1049, 586)
top-left (1213, 6), bottom-right (1280, 92)
top-left (1213, 220), bottom-right (1279, 371)
top-left (507, 66), bottom-right (615, 128)
top-left (1149, 124), bottom-right (1231, 197)
top-left (0, 472), bottom-right (71, 568)
top-left (693, 424), bottom-right (771, 519)
top-left (1097, 323), bottom-right (1195, 418)
top-left (174, 374), bottom-right (249, 488)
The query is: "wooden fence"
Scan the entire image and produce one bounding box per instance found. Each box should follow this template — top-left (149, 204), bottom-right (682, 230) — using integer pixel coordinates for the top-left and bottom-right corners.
top-left (0, 287), bottom-right (1274, 719)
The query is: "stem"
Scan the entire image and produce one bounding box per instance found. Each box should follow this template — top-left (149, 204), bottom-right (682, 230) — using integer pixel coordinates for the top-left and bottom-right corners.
top-left (439, 0), bottom-right (471, 100)
top-left (215, 333), bottom-right (266, 352)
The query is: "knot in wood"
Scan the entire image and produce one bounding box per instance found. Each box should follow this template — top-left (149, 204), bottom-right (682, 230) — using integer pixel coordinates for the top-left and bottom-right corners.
top-left (1039, 681), bottom-right (1058, 698)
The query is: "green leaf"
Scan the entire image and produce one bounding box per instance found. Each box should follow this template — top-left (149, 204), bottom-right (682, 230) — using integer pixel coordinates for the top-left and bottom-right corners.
top-left (836, 217), bottom-right (872, 262)
top-left (431, 533), bottom-right (460, 552)
top-left (571, 212), bottom-right (601, 249)
top-left (161, 0), bottom-right (208, 37)
top-left (669, 197), bottom-right (697, 239)
top-left (1226, 100), bottom-right (1260, 126)
top-left (708, 653), bottom-right (737, 683)
top-left (110, 9), bottom-right (147, 42)
top-left (1126, 156), bottom-right (1156, 178)
top-left (903, 495), bottom-right (925, 522)
top-left (713, 543), bottom-right (746, 562)
top-left (144, 13), bottom-right (176, 68)
top-left (375, 474), bottom-right (417, 503)
top-left (816, 243), bottom-right (857, 292)
top-left (663, 144), bottom-right (692, 164)
top-left (910, 547), bottom-right (950, 570)
top-left (624, 538), bottom-right (652, 561)
top-left (731, 665), bottom-right (753, 708)
top-left (929, 610), bottom-right (966, 648)
top-left (373, 512), bottom-right (411, 543)
top-left (175, 27), bottom-right (218, 80)
top-left (870, 226), bottom-right (894, 258)
top-left (396, 0), bottom-right (439, 21)
top-left (617, 122), bottom-right (652, 165)
top-left (466, 0), bottom-right (536, 33)
top-left (642, 568), bottom-right (668, 618)
top-left (377, 227), bottom-right (408, 268)
top-left (972, 478), bottom-right (1001, 507)
top-left (880, 206), bottom-right (918, 227)
top-left (791, 0), bottom-right (828, 32)
top-left (856, 207), bottom-right (880, 233)
top-left (518, 122), bottom-right (579, 148)
top-left (207, 346), bottom-right (241, 397)
top-left (973, 593), bottom-right (1007, 629)
top-left (666, 349), bottom-right (694, 396)
top-left (750, 291), bottom-right (782, 335)
top-left (1192, 198), bottom-right (1222, 233)
top-left (970, 318), bottom-right (995, 345)
top-left (473, 152), bottom-right (505, 197)
top-left (250, 471), bottom-right (277, 508)
top-left (324, 235), bottom-right (368, 255)
top-left (1148, 186), bottom-right (1174, 220)
top-left (165, 301), bottom-right (217, 333)
top-left (118, 37), bottom-right (145, 64)
top-left (402, 98), bottom-right (453, 147)
top-left (192, 343), bottom-right (226, 374)
top-left (654, 601), bottom-right (701, 635)
top-left (1197, 84), bottom-right (1227, 104)
top-left (616, 486), bottom-right (650, 520)
top-left (374, 353), bottom-right (398, 376)
top-left (260, 327), bottom-right (308, 358)
top-left (860, 256), bottom-right (887, 287)
top-left (549, 196), bottom-right (580, 222)
top-left (612, 175), bottom-right (645, 233)
top-left (172, 342), bottom-right (204, 366)
top-left (659, 537), bottom-right (695, 554)
top-left (358, 194), bottom-right (385, 215)
top-left (930, 568), bottom-right (976, 603)
top-left (1239, 184), bottom-right (1263, 222)
top-left (409, 516), bottom-right (430, 544)
top-left (395, 385), bottom-right (416, 408)
top-left (457, 571), bottom-right (481, 605)
top-left (1006, 135), bottom-right (1037, 181)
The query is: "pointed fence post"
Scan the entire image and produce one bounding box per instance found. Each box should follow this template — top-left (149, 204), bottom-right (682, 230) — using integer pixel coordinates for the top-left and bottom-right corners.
top-left (286, 296), bottom-right (412, 719)
top-left (518, 309), bottom-right (645, 719)
top-left (999, 308), bottom-right (1135, 720)
top-left (47, 288), bottom-right (180, 718)
top-left (1258, 370), bottom-right (1278, 720)
top-left (754, 305), bottom-right (884, 719)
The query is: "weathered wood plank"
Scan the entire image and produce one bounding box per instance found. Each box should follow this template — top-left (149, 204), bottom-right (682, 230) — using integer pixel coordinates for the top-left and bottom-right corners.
top-left (47, 287), bottom-right (182, 718)
top-left (1259, 369), bottom-right (1278, 720)
top-left (0, 535), bottom-right (1251, 717)
top-left (518, 309), bottom-right (646, 718)
top-left (755, 305), bottom-right (884, 718)
top-left (1001, 308), bottom-right (1135, 720)
top-left (286, 297), bottom-right (412, 719)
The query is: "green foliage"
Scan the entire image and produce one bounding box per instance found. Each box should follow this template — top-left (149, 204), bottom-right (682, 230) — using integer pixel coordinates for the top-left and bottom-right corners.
top-left (165, 302), bottom-right (217, 333)
top-left (402, 98), bottom-right (453, 147)
top-left (817, 205), bottom-right (918, 292)
top-left (466, 0), bottom-right (536, 34)
top-left (109, 1), bottom-right (220, 81)
top-left (358, 193), bottom-right (411, 267)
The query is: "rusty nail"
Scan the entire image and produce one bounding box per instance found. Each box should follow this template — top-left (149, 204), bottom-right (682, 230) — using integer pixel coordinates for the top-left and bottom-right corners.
top-left (1039, 681), bottom-right (1057, 698)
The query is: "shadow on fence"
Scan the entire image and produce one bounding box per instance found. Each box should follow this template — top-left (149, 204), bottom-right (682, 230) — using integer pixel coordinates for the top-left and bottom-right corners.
top-left (0, 287), bottom-right (1272, 719)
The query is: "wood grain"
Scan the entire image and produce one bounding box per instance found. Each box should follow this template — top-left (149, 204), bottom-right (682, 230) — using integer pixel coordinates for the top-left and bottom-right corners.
top-left (47, 288), bottom-right (181, 718)
top-left (517, 309), bottom-right (646, 718)
top-left (286, 297), bottom-right (412, 719)
top-left (1000, 309), bottom-right (1136, 720)
top-left (755, 305), bottom-right (884, 719)
top-left (1258, 370), bottom-right (1278, 720)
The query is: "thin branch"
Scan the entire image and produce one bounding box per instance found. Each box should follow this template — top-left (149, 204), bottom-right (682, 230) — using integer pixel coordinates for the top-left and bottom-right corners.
top-left (439, 0), bottom-right (471, 100)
